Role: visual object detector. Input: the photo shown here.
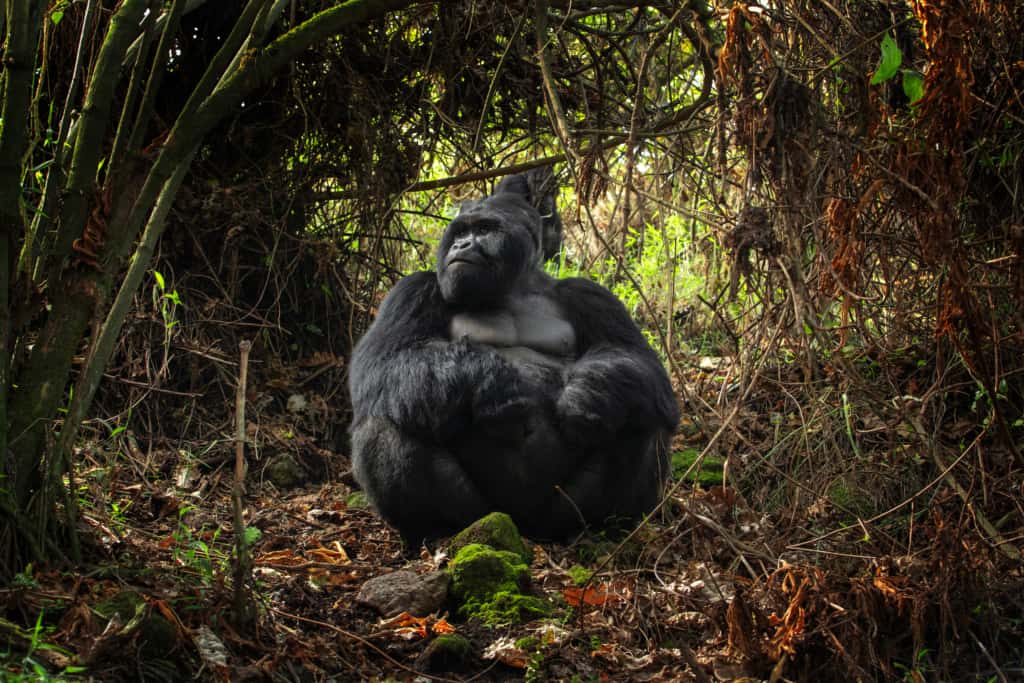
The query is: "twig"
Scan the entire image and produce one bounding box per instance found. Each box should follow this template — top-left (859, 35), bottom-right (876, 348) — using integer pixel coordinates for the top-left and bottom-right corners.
top-left (921, 422), bottom-right (1021, 562)
top-left (535, 0), bottom-right (580, 169)
top-left (969, 629), bottom-right (1009, 683)
top-left (231, 339), bottom-right (255, 631)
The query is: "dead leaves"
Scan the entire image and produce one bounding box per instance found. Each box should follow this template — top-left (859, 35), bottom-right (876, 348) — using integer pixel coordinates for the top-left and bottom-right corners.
top-left (256, 543), bottom-right (360, 587)
top-left (563, 582), bottom-right (624, 608)
top-left (378, 612), bottom-right (456, 641)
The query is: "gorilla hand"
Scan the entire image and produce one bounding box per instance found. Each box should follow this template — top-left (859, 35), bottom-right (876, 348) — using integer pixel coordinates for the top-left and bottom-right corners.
top-left (468, 353), bottom-right (534, 444)
top-left (475, 393), bottom-right (533, 444)
top-left (556, 361), bottom-right (629, 444)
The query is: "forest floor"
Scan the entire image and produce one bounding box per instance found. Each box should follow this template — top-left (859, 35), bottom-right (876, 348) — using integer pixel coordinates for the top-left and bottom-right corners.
top-left (3, 369), bottom-right (1021, 682)
top-left (6, 463), bottom-right (752, 682)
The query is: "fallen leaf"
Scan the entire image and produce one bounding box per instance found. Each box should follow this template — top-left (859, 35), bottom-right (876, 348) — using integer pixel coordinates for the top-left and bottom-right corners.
top-left (564, 583), bottom-right (622, 607)
top-left (431, 617), bottom-right (456, 634)
top-left (308, 542), bottom-right (350, 564)
top-left (256, 549), bottom-right (301, 565)
top-left (381, 612), bottom-right (429, 640)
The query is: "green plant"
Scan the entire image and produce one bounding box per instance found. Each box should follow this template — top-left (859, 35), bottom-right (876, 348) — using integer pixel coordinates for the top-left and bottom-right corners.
top-left (108, 499), bottom-right (132, 534)
top-left (893, 647), bottom-right (932, 682)
top-left (672, 448), bottom-right (725, 486)
top-left (171, 507), bottom-right (227, 584)
top-left (151, 270), bottom-right (181, 332)
top-left (0, 612), bottom-right (87, 681)
top-left (869, 31), bottom-right (924, 105)
top-left (151, 270), bottom-right (182, 374)
top-left (523, 649), bottom-right (547, 683)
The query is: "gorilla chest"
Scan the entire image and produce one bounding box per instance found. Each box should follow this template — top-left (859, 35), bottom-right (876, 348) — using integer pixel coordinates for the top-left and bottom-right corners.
top-left (449, 295), bottom-right (577, 365)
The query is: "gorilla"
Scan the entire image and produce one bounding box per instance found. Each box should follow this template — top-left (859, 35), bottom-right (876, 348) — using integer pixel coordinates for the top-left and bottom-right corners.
top-left (348, 169), bottom-right (679, 543)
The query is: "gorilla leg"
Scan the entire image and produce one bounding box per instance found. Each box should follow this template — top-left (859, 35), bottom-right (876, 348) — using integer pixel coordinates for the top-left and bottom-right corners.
top-left (540, 431), bottom-right (671, 538)
top-left (351, 416), bottom-right (489, 543)
top-left (457, 406), bottom-right (574, 521)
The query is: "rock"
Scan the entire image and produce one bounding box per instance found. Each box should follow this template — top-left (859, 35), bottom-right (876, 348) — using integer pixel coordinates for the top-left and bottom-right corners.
top-left (286, 394), bottom-right (308, 413)
top-left (90, 590), bottom-right (180, 664)
top-left (448, 512), bottom-right (529, 563)
top-left (415, 634), bottom-right (473, 672)
top-left (355, 570), bottom-right (451, 617)
top-left (263, 452), bottom-right (305, 488)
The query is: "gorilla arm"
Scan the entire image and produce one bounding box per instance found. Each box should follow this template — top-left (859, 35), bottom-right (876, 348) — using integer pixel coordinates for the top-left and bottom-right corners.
top-left (348, 271), bottom-right (529, 443)
top-left (348, 271), bottom-right (534, 540)
top-left (552, 278), bottom-right (680, 442)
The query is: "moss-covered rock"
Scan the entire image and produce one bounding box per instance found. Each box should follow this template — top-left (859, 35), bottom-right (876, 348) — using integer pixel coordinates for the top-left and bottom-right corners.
top-left (448, 542), bottom-right (549, 625)
top-left (264, 452), bottom-right (305, 488)
top-left (461, 590), bottom-right (551, 624)
top-left (672, 448), bottom-right (725, 486)
top-left (448, 512), bottom-right (529, 563)
top-left (415, 633), bottom-right (473, 672)
top-left (449, 543), bottom-right (529, 600)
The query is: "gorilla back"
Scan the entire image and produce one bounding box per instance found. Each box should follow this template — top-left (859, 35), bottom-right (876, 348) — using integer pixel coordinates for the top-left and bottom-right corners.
top-left (348, 169), bottom-right (679, 543)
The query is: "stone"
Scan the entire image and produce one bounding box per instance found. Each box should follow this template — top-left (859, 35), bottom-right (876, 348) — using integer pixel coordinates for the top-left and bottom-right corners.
top-left (355, 570), bottom-right (450, 617)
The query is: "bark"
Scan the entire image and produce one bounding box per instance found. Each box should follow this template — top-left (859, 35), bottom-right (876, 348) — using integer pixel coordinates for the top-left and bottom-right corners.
top-left (0, 0), bottom-right (45, 494)
top-left (46, 0), bottom-right (150, 280)
top-left (7, 0), bottom-right (150, 506)
top-left (4, 0), bottom-right (421, 534)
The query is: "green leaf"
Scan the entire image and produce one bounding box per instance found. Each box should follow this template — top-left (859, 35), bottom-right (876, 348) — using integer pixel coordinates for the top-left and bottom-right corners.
top-left (870, 32), bottom-right (902, 85)
top-left (153, 270), bottom-right (165, 291)
top-left (244, 526), bottom-right (262, 545)
top-left (902, 70), bottom-right (924, 104)
top-left (51, 10), bottom-right (64, 25)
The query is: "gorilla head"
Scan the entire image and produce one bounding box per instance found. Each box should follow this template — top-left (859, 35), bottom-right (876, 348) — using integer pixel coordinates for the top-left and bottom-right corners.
top-left (436, 193), bottom-right (541, 307)
top-left (436, 169), bottom-right (562, 308)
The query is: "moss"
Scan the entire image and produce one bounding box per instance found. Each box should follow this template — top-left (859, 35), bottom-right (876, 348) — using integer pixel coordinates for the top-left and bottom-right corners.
top-left (448, 543), bottom-right (548, 625)
top-left (460, 590), bottom-right (551, 625)
top-left (449, 543), bottom-right (529, 601)
top-left (434, 633), bottom-right (472, 655)
top-left (567, 564), bottom-right (593, 586)
top-left (827, 477), bottom-right (875, 519)
top-left (448, 512), bottom-right (529, 563)
top-left (672, 448), bottom-right (725, 486)
top-left (345, 491), bottom-right (369, 509)
top-left (515, 636), bottom-right (539, 650)
top-left (416, 633), bottom-right (473, 671)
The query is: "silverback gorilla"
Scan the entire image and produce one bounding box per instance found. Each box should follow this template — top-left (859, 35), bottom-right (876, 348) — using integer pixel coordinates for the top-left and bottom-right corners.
top-left (348, 170), bottom-right (679, 543)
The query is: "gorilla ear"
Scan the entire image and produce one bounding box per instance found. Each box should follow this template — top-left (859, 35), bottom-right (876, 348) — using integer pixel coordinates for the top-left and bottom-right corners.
top-left (495, 167), bottom-right (563, 263)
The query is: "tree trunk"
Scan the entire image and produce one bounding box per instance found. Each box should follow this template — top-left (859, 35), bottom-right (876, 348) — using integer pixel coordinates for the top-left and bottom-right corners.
top-left (0, 0), bottom-right (45, 512)
top-left (2, 0), bottom-right (419, 572)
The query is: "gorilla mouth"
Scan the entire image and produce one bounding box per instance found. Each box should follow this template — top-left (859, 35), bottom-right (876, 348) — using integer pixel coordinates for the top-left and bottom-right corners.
top-left (448, 256), bottom-right (486, 267)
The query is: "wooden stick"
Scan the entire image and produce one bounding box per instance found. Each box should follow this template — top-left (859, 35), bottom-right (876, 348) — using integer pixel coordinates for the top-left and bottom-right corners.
top-left (232, 339), bottom-right (255, 630)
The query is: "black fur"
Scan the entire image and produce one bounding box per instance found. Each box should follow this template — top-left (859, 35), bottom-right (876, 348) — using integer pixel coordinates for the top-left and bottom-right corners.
top-left (348, 169), bottom-right (679, 543)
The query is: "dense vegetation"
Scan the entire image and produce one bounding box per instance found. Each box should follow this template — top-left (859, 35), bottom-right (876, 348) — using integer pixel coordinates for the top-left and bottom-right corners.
top-left (1, 1), bottom-right (1022, 680)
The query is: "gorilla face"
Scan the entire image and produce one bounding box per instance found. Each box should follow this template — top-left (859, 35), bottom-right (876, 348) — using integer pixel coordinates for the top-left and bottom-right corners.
top-left (437, 193), bottom-right (541, 307)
